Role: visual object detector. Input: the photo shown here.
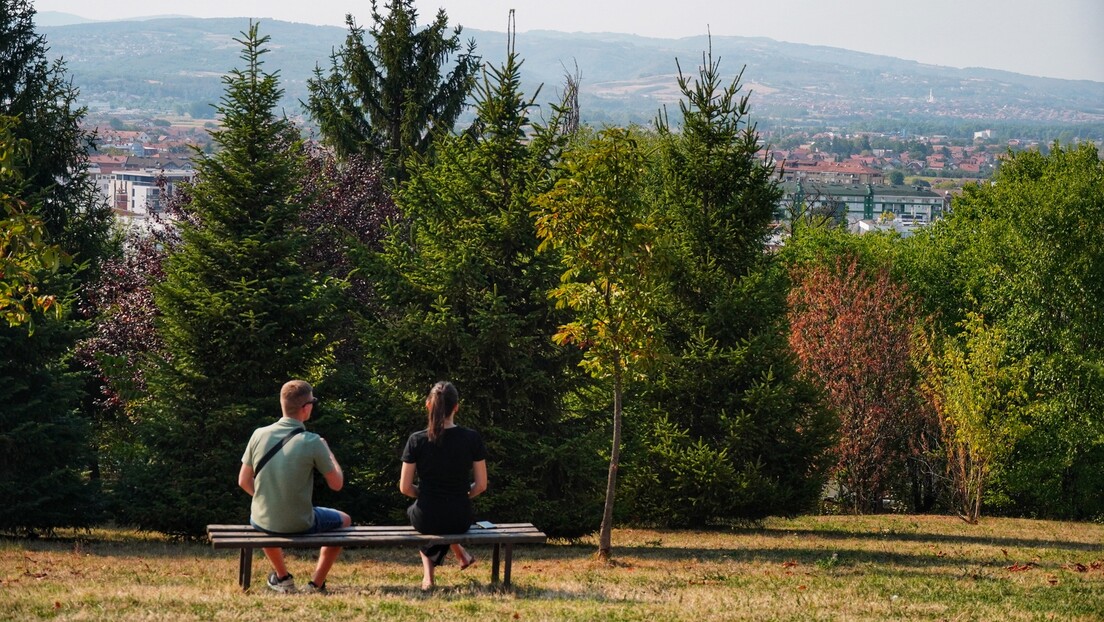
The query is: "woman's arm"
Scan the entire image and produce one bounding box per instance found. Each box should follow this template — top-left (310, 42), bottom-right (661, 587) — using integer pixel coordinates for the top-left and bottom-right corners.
top-left (468, 460), bottom-right (488, 499)
top-left (399, 461), bottom-right (419, 498)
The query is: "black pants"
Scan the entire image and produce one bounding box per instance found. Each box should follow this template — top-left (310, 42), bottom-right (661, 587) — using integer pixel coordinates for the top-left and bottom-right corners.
top-left (408, 496), bottom-right (472, 565)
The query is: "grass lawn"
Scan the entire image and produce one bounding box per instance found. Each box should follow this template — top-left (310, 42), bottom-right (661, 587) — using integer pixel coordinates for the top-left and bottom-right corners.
top-left (2, 514), bottom-right (1102, 621)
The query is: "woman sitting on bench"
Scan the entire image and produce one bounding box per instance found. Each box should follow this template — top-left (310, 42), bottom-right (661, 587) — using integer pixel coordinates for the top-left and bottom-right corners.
top-left (399, 381), bottom-right (488, 590)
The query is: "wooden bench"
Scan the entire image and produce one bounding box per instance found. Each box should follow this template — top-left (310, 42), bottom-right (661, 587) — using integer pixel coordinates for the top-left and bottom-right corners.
top-left (206, 523), bottom-right (547, 590)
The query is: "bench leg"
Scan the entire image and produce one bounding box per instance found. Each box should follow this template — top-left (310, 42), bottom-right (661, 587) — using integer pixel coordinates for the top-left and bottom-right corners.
top-left (491, 543), bottom-right (501, 584)
top-left (238, 548), bottom-right (253, 591)
top-left (503, 543), bottom-right (514, 588)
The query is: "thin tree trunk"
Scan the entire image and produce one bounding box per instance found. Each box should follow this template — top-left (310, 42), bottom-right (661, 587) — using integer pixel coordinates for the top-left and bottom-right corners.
top-left (597, 367), bottom-right (623, 562)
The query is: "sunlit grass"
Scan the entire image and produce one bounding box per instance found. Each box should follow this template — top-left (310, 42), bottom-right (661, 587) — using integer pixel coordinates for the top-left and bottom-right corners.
top-left (2, 515), bottom-right (1102, 621)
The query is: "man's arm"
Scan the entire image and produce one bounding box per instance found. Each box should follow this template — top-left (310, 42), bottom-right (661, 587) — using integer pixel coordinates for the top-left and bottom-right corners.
top-left (238, 462), bottom-right (255, 496)
top-left (322, 440), bottom-right (343, 491)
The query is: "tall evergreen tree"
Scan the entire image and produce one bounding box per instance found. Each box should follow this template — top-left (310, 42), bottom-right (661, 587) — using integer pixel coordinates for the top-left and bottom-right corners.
top-left (117, 24), bottom-right (337, 536)
top-left (0, 115), bottom-right (102, 534)
top-left (624, 44), bottom-right (836, 526)
top-left (0, 0), bottom-right (114, 534)
top-left (0, 0), bottom-right (114, 270)
top-left (371, 44), bottom-right (604, 538)
top-left (305, 0), bottom-right (480, 183)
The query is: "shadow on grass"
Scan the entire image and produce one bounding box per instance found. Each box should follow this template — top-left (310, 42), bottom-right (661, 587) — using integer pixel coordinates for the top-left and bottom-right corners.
top-left (727, 525), bottom-right (1104, 553)
top-left (368, 583), bottom-right (610, 601)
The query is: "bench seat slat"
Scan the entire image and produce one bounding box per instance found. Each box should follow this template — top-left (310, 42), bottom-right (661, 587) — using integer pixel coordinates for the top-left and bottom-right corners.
top-left (210, 534), bottom-right (547, 548)
top-left (207, 522), bottom-right (546, 590)
top-left (207, 524), bottom-right (546, 550)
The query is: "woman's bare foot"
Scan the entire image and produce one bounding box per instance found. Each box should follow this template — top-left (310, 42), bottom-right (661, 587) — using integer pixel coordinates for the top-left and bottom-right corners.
top-left (419, 551), bottom-right (435, 591)
top-left (453, 544), bottom-right (476, 570)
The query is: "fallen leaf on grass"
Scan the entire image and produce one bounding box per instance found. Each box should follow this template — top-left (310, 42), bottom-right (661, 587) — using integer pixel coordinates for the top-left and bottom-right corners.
top-left (782, 560), bottom-right (798, 568)
top-left (1063, 562), bottom-right (1088, 573)
top-left (1046, 575), bottom-right (1058, 585)
top-left (797, 585), bottom-right (807, 591)
top-left (1005, 563), bottom-right (1037, 572)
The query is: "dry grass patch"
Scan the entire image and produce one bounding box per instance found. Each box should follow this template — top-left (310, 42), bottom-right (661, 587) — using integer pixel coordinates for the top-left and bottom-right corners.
top-left (2, 515), bottom-right (1102, 621)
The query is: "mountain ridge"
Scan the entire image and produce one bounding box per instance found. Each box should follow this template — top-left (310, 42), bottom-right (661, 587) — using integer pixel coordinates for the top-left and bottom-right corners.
top-left (37, 17), bottom-right (1104, 135)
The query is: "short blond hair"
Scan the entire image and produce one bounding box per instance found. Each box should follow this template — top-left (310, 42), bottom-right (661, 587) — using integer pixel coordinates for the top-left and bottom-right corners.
top-left (280, 380), bottom-right (313, 417)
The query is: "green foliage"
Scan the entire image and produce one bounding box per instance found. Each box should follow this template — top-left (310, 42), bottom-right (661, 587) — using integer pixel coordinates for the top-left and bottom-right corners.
top-left (535, 126), bottom-right (667, 556)
top-left (624, 44), bottom-right (834, 526)
top-left (0, 0), bottom-right (115, 273)
top-left (117, 24), bottom-right (340, 536)
top-left (305, 0), bottom-right (480, 183)
top-left (534, 127), bottom-right (665, 380)
top-left (0, 0), bottom-right (113, 534)
top-left (923, 313), bottom-right (1029, 523)
top-left (0, 116), bottom-right (67, 330)
top-left (903, 142), bottom-right (1104, 519)
top-left (656, 45), bottom-right (779, 281)
top-left (624, 329), bottom-right (836, 526)
top-left (0, 311), bottom-right (105, 534)
top-left (369, 48), bottom-right (603, 537)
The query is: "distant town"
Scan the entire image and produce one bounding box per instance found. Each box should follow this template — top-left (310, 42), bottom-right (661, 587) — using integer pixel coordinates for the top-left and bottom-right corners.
top-left (88, 114), bottom-right (1029, 238)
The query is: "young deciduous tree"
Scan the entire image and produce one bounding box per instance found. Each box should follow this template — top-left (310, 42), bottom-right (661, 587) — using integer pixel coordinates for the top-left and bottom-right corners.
top-left (117, 24), bottom-right (339, 536)
top-left (919, 313), bottom-right (1029, 523)
top-left (788, 256), bottom-right (923, 512)
top-left (0, 116), bottom-right (66, 330)
top-left (534, 127), bottom-right (666, 560)
top-left (305, 0), bottom-right (480, 183)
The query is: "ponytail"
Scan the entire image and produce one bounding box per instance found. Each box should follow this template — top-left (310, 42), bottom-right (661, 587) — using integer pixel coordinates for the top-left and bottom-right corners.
top-left (426, 381), bottom-right (458, 444)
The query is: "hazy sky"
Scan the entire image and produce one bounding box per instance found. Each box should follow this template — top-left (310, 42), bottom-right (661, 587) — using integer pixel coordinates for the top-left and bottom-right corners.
top-left (34, 0), bottom-right (1104, 82)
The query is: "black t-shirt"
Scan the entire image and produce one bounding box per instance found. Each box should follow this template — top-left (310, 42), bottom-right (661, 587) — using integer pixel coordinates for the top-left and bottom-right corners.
top-left (401, 426), bottom-right (486, 499)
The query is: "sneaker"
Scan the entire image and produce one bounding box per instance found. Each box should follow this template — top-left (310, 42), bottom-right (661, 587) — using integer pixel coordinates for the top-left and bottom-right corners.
top-left (303, 580), bottom-right (327, 595)
top-left (266, 571), bottom-right (296, 594)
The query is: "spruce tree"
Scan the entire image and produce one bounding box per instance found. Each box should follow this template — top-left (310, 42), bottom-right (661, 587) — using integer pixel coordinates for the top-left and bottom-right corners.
top-left (373, 46), bottom-right (605, 538)
top-left (305, 0), bottom-right (480, 183)
top-left (624, 44), bottom-right (836, 525)
top-left (0, 0), bottom-right (114, 270)
top-left (118, 24), bottom-right (336, 536)
top-left (0, 116), bottom-right (102, 534)
top-left (0, 0), bottom-right (113, 534)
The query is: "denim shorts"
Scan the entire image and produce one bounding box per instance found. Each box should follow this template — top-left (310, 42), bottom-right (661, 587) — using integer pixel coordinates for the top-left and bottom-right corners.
top-left (306, 507), bottom-right (345, 534)
top-left (251, 506), bottom-right (345, 535)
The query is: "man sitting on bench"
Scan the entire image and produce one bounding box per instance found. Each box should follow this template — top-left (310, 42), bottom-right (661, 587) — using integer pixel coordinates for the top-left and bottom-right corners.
top-left (238, 379), bottom-right (351, 594)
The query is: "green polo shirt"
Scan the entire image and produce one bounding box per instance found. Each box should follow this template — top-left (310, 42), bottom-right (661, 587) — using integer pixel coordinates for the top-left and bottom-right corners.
top-left (242, 417), bottom-right (335, 534)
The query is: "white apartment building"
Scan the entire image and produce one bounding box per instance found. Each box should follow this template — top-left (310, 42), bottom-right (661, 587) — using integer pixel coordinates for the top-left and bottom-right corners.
top-left (100, 168), bottom-right (194, 218)
top-left (779, 181), bottom-right (949, 226)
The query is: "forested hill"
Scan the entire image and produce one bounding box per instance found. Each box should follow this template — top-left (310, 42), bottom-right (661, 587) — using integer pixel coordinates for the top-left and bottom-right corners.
top-left (39, 16), bottom-right (1104, 134)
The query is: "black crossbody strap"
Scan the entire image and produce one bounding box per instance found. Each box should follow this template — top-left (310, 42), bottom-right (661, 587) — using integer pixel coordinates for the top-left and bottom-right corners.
top-left (252, 428), bottom-right (305, 479)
